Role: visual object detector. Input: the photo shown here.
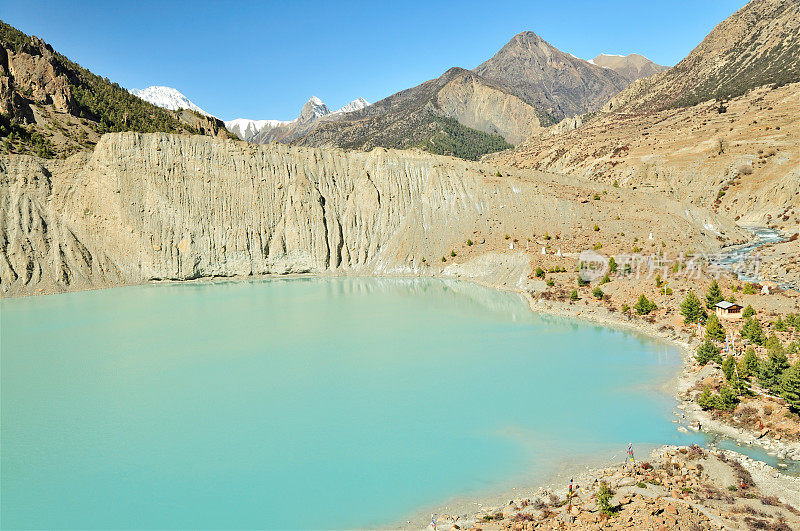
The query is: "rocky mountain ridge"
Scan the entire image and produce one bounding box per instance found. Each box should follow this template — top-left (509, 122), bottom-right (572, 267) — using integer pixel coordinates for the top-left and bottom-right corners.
top-left (0, 21), bottom-right (230, 158)
top-left (225, 95), bottom-right (370, 143)
top-left (473, 32), bottom-right (631, 124)
top-left (605, 0), bottom-right (800, 112)
top-left (590, 53), bottom-right (669, 83)
top-left (292, 67), bottom-right (533, 156)
top-left (291, 31), bottom-right (663, 157)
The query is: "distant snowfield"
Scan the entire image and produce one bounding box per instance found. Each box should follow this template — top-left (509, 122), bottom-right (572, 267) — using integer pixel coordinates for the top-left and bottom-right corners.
top-left (225, 96), bottom-right (370, 141)
top-left (129, 86), bottom-right (210, 116)
top-left (129, 85), bottom-right (370, 142)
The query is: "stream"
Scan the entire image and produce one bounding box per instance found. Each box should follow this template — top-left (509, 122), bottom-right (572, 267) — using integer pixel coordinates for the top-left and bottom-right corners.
top-left (712, 225), bottom-right (796, 290)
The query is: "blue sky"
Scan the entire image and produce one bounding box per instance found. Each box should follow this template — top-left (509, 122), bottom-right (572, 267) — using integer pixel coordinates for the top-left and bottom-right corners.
top-left (3, 0), bottom-right (748, 120)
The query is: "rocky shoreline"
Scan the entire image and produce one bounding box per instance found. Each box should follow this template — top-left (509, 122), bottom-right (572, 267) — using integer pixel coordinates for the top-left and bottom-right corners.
top-left (438, 445), bottom-right (800, 530)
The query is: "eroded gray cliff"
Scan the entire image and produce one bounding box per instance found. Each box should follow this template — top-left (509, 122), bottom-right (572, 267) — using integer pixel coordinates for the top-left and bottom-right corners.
top-left (1, 133), bottom-right (744, 296)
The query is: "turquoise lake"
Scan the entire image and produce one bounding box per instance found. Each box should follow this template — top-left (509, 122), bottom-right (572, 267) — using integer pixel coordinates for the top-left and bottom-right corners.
top-left (1, 278), bottom-right (690, 529)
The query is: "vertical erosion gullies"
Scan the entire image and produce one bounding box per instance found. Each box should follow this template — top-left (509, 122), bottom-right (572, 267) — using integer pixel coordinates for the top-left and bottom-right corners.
top-left (0, 132), bottom-right (744, 296)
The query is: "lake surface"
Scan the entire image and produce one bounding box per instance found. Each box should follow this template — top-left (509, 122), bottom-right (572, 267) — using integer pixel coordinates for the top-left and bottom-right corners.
top-left (2, 278), bottom-right (688, 529)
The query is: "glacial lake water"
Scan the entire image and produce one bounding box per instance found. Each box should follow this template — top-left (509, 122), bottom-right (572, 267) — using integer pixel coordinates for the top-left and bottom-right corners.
top-left (2, 278), bottom-right (691, 529)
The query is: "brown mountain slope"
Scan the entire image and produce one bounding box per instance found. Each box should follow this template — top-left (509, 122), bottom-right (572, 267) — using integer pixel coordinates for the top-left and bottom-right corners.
top-left (292, 67), bottom-right (535, 158)
top-left (0, 21), bottom-right (230, 159)
top-left (473, 32), bottom-right (630, 124)
top-left (606, 0), bottom-right (800, 112)
top-left (295, 32), bottom-right (660, 158)
top-left (591, 53), bottom-right (669, 83)
top-left (486, 82), bottom-right (800, 233)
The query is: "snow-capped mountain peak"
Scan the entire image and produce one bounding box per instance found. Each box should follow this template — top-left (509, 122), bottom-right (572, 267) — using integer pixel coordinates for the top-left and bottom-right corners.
top-left (299, 96), bottom-right (330, 122)
top-left (334, 97), bottom-right (370, 114)
top-left (129, 86), bottom-right (210, 116)
top-left (223, 118), bottom-right (295, 141)
top-left (224, 95), bottom-right (370, 142)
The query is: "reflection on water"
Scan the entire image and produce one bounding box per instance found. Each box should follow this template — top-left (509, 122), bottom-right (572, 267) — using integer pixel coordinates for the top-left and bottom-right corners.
top-left (0, 277), bottom-right (789, 530)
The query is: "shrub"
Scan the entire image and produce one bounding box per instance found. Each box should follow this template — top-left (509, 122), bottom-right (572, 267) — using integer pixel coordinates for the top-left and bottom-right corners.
top-left (593, 287), bottom-right (604, 300)
top-left (598, 482), bottom-right (615, 516)
top-left (570, 290), bottom-right (579, 301)
top-left (535, 267), bottom-right (545, 278)
top-left (593, 223), bottom-right (600, 231)
top-left (466, 239), bottom-right (473, 246)
top-left (577, 277), bottom-right (590, 287)
top-left (450, 250), bottom-right (456, 257)
top-left (743, 283), bottom-right (757, 295)
top-left (634, 294), bottom-right (657, 315)
top-left (593, 193), bottom-right (600, 200)
top-left (495, 171), bottom-right (502, 177)
top-left (504, 234), bottom-right (510, 240)
top-left (621, 303), bottom-right (630, 314)
top-left (600, 274), bottom-right (610, 284)
top-left (546, 278), bottom-right (555, 287)
top-left (441, 256), bottom-right (447, 262)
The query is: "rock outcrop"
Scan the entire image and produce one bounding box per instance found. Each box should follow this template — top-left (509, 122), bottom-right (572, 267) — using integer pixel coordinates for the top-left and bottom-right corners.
top-left (473, 32), bottom-right (630, 124)
top-left (0, 132), bottom-right (744, 296)
top-left (293, 68), bottom-right (536, 154)
top-left (605, 0), bottom-right (800, 112)
top-left (590, 53), bottom-right (668, 83)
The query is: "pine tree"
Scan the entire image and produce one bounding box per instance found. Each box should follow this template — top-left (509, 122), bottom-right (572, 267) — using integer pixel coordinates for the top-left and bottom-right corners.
top-left (740, 317), bottom-right (765, 346)
top-left (739, 347), bottom-right (759, 378)
top-left (743, 305), bottom-right (756, 318)
top-left (705, 314), bottom-right (726, 342)
top-left (765, 335), bottom-right (784, 358)
top-left (634, 294), bottom-right (657, 315)
top-left (698, 386), bottom-right (716, 410)
top-left (758, 353), bottom-right (788, 395)
top-left (680, 291), bottom-right (707, 324)
top-left (608, 256), bottom-right (618, 273)
top-left (717, 385), bottom-right (738, 411)
top-left (722, 354), bottom-right (735, 381)
top-left (705, 280), bottom-right (724, 309)
top-left (696, 340), bottom-right (722, 366)
top-left (781, 362), bottom-right (800, 413)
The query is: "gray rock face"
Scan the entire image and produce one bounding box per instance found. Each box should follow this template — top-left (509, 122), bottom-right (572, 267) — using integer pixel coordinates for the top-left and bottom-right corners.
top-left (591, 54), bottom-right (668, 84)
top-left (0, 132), bottom-right (741, 296)
top-left (474, 32), bottom-right (630, 124)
